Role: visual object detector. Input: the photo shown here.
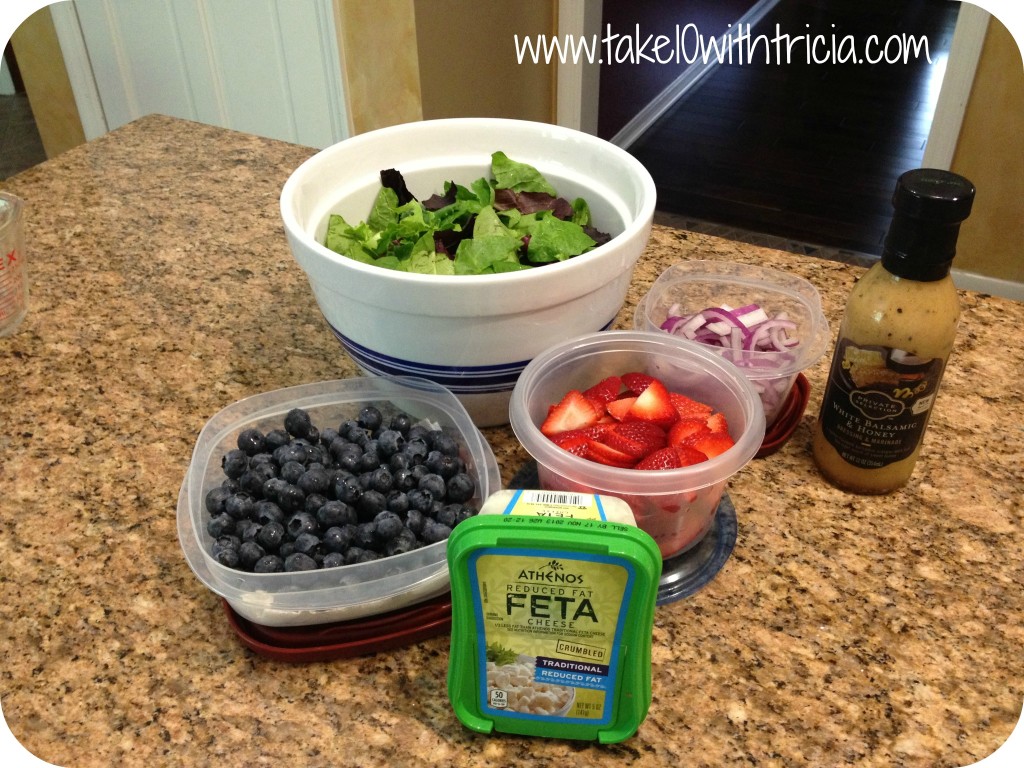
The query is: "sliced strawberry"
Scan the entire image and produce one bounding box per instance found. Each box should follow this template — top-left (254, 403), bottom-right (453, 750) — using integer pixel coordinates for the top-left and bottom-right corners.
top-left (582, 375), bottom-right (622, 407)
top-left (690, 433), bottom-right (735, 459)
top-left (674, 444), bottom-right (709, 466)
top-left (540, 390), bottom-right (602, 436)
top-left (621, 372), bottom-right (656, 396)
top-left (635, 447), bottom-right (682, 470)
top-left (706, 412), bottom-right (730, 435)
top-left (670, 392), bottom-right (715, 420)
top-left (600, 421), bottom-right (667, 459)
top-left (605, 396), bottom-right (636, 422)
top-left (585, 440), bottom-right (637, 468)
top-left (667, 418), bottom-right (711, 446)
top-left (551, 423), bottom-right (615, 443)
top-left (626, 379), bottom-right (679, 428)
top-left (552, 432), bottom-right (591, 458)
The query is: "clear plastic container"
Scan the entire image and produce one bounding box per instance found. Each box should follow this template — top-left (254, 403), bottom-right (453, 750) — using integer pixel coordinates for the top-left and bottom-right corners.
top-left (634, 261), bottom-right (829, 426)
top-left (177, 376), bottom-right (501, 627)
top-left (509, 331), bottom-right (765, 559)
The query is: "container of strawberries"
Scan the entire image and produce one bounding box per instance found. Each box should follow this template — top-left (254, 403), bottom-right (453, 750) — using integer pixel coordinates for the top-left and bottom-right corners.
top-left (509, 331), bottom-right (765, 559)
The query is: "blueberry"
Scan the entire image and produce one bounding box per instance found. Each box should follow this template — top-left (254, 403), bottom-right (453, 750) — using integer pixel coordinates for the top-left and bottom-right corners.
top-left (276, 484), bottom-right (306, 513)
top-left (278, 541), bottom-right (296, 559)
top-left (418, 473), bottom-right (447, 501)
top-left (406, 489), bottom-right (434, 514)
top-left (434, 504), bottom-right (460, 528)
top-left (238, 520), bottom-right (262, 542)
top-left (205, 486), bottom-right (232, 515)
top-left (317, 500), bottom-right (356, 528)
top-left (376, 429), bottom-right (405, 458)
top-left (238, 465), bottom-right (274, 496)
top-left (403, 439), bottom-right (428, 463)
top-left (254, 555), bottom-right (285, 573)
top-left (213, 533), bottom-right (241, 551)
top-left (389, 452), bottom-right (412, 472)
top-left (392, 467), bottom-right (417, 492)
top-left (338, 419), bottom-right (365, 441)
top-left (303, 493), bottom-right (328, 515)
top-left (356, 490), bottom-right (387, 522)
top-left (323, 525), bottom-right (356, 553)
top-left (369, 466), bottom-right (393, 494)
top-left (284, 408), bottom-right (317, 441)
top-left (236, 428), bottom-right (266, 455)
top-left (284, 552), bottom-right (318, 572)
top-left (386, 491), bottom-right (409, 516)
top-left (256, 521), bottom-right (285, 551)
top-left (421, 520), bottom-right (452, 544)
top-left (221, 449), bottom-right (249, 480)
top-left (207, 513), bottom-right (236, 538)
top-left (322, 552), bottom-right (345, 569)
top-left (286, 512), bottom-right (318, 539)
top-left (405, 508), bottom-right (426, 535)
top-left (292, 532), bottom-right (323, 557)
top-left (298, 466), bottom-right (331, 496)
top-left (262, 477), bottom-right (288, 502)
top-left (386, 529), bottom-right (419, 556)
top-left (373, 511), bottom-right (404, 541)
top-left (333, 475), bottom-right (362, 505)
top-left (319, 427), bottom-right (340, 447)
top-left (357, 406), bottom-right (383, 432)
top-left (223, 493), bottom-right (254, 521)
top-left (357, 445), bottom-right (382, 473)
top-left (425, 450), bottom-right (457, 478)
top-left (238, 540), bottom-right (266, 570)
top-left (389, 412), bottom-right (412, 435)
top-left (354, 522), bottom-right (377, 549)
top-left (215, 547), bottom-right (240, 568)
top-left (273, 442), bottom-right (307, 467)
top-left (453, 504), bottom-right (477, 525)
top-left (407, 424), bottom-right (431, 443)
top-left (280, 460), bottom-right (305, 485)
top-left (429, 431), bottom-right (460, 458)
top-left (264, 429), bottom-right (291, 451)
top-left (446, 472), bottom-right (476, 503)
top-left (343, 547), bottom-right (368, 565)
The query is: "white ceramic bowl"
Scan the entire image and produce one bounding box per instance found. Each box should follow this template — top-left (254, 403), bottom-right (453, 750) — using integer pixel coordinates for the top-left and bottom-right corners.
top-left (280, 118), bottom-right (657, 426)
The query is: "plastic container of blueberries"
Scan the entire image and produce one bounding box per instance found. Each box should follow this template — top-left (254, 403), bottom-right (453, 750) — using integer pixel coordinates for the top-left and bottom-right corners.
top-left (177, 376), bottom-right (501, 628)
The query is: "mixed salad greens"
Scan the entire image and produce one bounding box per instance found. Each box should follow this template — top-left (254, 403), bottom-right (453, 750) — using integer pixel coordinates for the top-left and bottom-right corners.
top-left (324, 152), bottom-right (611, 275)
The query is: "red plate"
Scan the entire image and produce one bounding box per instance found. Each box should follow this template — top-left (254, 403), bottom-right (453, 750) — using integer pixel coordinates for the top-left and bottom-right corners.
top-left (756, 373), bottom-right (811, 458)
top-left (222, 594), bottom-right (453, 662)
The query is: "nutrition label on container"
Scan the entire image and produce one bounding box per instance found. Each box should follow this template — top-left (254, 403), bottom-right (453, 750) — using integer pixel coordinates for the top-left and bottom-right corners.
top-left (469, 546), bottom-right (634, 724)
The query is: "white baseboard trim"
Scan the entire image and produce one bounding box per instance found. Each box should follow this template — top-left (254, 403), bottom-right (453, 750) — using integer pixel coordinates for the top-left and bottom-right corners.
top-left (952, 268), bottom-right (1024, 302)
top-left (609, 0), bottom-right (781, 149)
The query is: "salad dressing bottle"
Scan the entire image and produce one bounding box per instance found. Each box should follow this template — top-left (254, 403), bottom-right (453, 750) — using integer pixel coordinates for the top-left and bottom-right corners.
top-left (812, 168), bottom-right (975, 494)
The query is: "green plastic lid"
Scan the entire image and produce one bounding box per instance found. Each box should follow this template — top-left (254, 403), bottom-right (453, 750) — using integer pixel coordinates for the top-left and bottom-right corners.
top-left (446, 512), bottom-right (662, 743)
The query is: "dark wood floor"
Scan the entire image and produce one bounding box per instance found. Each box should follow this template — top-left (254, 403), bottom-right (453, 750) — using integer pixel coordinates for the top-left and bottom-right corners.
top-left (627, 0), bottom-right (962, 255)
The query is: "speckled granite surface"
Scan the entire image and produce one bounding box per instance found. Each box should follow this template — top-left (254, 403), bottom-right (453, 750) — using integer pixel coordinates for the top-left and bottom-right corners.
top-left (1, 115), bottom-right (1021, 768)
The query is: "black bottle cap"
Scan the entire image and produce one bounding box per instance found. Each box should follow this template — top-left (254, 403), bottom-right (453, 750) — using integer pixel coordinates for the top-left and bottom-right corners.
top-left (882, 168), bottom-right (975, 281)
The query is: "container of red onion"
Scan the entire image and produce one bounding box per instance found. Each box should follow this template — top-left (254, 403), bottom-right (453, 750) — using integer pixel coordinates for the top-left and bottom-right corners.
top-left (634, 260), bottom-right (829, 427)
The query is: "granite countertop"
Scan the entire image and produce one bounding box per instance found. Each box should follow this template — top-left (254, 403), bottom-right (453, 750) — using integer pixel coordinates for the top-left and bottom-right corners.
top-left (1, 115), bottom-right (1021, 768)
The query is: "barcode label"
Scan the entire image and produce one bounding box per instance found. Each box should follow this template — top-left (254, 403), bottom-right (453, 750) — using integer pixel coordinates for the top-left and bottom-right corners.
top-left (524, 491), bottom-right (591, 508)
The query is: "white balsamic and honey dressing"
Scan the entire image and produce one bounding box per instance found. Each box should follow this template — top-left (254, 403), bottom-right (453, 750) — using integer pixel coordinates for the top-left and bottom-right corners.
top-left (812, 169), bottom-right (975, 494)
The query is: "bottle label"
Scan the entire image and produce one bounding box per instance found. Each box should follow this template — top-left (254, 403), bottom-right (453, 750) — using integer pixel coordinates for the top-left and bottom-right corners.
top-left (470, 546), bottom-right (633, 724)
top-left (818, 339), bottom-right (945, 468)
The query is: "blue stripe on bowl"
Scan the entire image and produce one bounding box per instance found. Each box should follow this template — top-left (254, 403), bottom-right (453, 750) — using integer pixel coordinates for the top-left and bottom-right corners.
top-left (327, 326), bottom-right (529, 394)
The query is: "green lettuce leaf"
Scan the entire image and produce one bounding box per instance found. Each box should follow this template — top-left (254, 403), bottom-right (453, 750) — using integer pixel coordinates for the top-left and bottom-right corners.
top-left (490, 151), bottom-right (557, 195)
